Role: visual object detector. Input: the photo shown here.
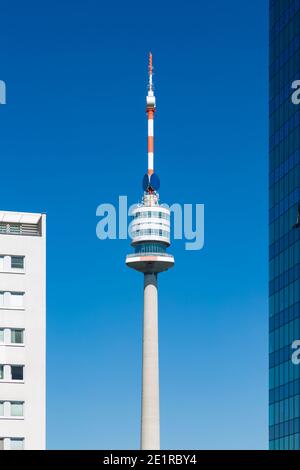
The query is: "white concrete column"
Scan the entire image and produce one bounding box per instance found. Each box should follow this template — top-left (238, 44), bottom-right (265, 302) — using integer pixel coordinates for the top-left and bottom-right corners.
top-left (3, 438), bottom-right (10, 450)
top-left (141, 273), bottom-right (160, 450)
top-left (4, 328), bottom-right (10, 344)
top-left (4, 255), bottom-right (10, 271)
top-left (4, 365), bottom-right (11, 381)
top-left (4, 401), bottom-right (10, 417)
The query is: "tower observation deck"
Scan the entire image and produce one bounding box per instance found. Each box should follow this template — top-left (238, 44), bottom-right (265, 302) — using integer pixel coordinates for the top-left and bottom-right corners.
top-left (126, 193), bottom-right (174, 273)
top-left (125, 54), bottom-right (174, 450)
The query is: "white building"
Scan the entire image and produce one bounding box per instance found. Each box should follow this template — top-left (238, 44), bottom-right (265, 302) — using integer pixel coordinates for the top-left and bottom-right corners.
top-left (0, 211), bottom-right (46, 450)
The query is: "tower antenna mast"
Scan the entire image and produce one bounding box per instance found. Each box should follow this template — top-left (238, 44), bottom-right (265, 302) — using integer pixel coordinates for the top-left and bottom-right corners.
top-left (146, 52), bottom-right (156, 177)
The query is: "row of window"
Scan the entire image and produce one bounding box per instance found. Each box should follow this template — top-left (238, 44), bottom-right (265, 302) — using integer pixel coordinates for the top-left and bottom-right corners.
top-left (270, 338), bottom-right (300, 368)
top-left (269, 187), bottom-right (300, 224)
top-left (269, 204), bottom-right (299, 246)
top-left (0, 401), bottom-right (24, 418)
top-left (270, 0), bottom-right (300, 38)
top-left (270, 394), bottom-right (300, 426)
top-left (270, 317), bottom-right (300, 354)
top-left (269, 148), bottom-right (300, 187)
top-left (269, 278), bottom-right (300, 317)
top-left (0, 292), bottom-right (24, 309)
top-left (0, 329), bottom-right (24, 345)
top-left (269, 239), bottom-right (300, 279)
top-left (270, 357), bottom-right (300, 390)
top-left (270, 124), bottom-right (300, 172)
top-left (270, 301), bottom-right (300, 332)
top-left (270, 48), bottom-right (300, 103)
top-left (269, 416), bottom-right (300, 441)
top-left (0, 365), bottom-right (24, 381)
top-left (270, 80), bottom-right (299, 125)
top-left (270, 87), bottom-right (300, 137)
top-left (269, 221), bottom-right (300, 260)
top-left (133, 211), bottom-right (170, 220)
top-left (0, 438), bottom-right (24, 451)
top-left (270, 378), bottom-right (300, 405)
top-left (270, 34), bottom-right (300, 78)
top-left (269, 165), bottom-right (300, 209)
top-left (269, 262), bottom-right (300, 295)
top-left (134, 243), bottom-right (166, 254)
top-left (132, 229), bottom-right (169, 238)
top-left (271, 137), bottom-right (300, 180)
top-left (270, 433), bottom-right (300, 450)
top-left (270, 6), bottom-right (300, 63)
top-left (0, 255), bottom-right (24, 272)
top-left (0, 252), bottom-right (26, 450)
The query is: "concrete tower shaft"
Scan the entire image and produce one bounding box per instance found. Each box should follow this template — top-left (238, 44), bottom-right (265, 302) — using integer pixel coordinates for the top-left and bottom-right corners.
top-left (141, 273), bottom-right (160, 450)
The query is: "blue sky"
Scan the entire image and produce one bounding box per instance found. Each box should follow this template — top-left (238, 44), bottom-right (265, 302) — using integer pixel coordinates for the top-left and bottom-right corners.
top-left (0, 0), bottom-right (268, 449)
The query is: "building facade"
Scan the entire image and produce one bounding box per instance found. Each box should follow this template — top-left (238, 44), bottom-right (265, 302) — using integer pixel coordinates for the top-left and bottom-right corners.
top-left (269, 0), bottom-right (300, 450)
top-left (0, 211), bottom-right (46, 450)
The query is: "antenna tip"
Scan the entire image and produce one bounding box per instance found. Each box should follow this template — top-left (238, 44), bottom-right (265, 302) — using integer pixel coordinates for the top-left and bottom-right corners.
top-left (149, 52), bottom-right (153, 74)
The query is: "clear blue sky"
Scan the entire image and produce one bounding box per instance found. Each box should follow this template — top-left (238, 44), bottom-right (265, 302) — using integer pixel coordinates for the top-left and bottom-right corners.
top-left (0, 0), bottom-right (268, 449)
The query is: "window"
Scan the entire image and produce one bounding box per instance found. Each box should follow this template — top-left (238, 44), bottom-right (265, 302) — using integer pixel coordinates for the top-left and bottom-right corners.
top-left (11, 256), bottom-right (24, 270)
top-left (10, 293), bottom-right (24, 308)
top-left (0, 329), bottom-right (3, 344)
top-left (0, 366), bottom-right (3, 380)
top-left (0, 438), bottom-right (4, 450)
top-left (7, 224), bottom-right (21, 234)
top-left (0, 402), bottom-right (3, 416)
top-left (0, 292), bottom-right (25, 308)
top-left (0, 256), bottom-right (3, 271)
top-left (135, 243), bottom-right (167, 254)
top-left (11, 329), bottom-right (23, 344)
top-left (10, 438), bottom-right (24, 450)
top-left (11, 366), bottom-right (23, 381)
top-left (11, 402), bottom-right (23, 417)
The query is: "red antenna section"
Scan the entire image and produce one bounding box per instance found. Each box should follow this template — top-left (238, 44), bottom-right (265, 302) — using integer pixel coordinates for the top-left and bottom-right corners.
top-left (146, 52), bottom-right (156, 176)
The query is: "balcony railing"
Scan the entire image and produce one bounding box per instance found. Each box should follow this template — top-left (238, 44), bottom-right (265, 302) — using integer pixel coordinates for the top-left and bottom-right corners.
top-left (0, 223), bottom-right (41, 236)
top-left (126, 252), bottom-right (173, 259)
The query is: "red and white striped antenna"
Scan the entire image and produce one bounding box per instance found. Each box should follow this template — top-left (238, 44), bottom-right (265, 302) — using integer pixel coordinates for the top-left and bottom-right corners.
top-left (146, 52), bottom-right (156, 176)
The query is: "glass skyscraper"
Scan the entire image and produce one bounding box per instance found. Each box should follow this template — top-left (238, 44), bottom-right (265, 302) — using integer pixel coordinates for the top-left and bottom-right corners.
top-left (269, 0), bottom-right (300, 450)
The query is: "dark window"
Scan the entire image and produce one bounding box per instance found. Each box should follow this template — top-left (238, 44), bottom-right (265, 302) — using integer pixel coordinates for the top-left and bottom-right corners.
top-left (11, 330), bottom-right (24, 344)
top-left (11, 256), bottom-right (24, 269)
top-left (11, 366), bottom-right (23, 381)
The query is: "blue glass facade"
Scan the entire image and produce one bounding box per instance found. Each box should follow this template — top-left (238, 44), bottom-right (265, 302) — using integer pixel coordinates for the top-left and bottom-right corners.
top-left (269, 0), bottom-right (300, 450)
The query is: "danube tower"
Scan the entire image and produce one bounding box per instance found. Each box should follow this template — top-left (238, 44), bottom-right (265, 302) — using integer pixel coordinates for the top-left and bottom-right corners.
top-left (126, 53), bottom-right (174, 450)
